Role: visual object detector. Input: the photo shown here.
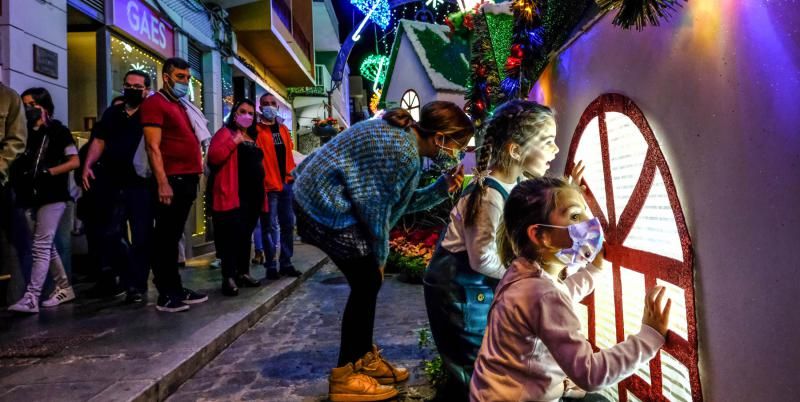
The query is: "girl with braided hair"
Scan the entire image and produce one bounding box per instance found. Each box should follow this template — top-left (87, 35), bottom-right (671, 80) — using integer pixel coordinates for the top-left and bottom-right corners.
top-left (424, 99), bottom-right (582, 398)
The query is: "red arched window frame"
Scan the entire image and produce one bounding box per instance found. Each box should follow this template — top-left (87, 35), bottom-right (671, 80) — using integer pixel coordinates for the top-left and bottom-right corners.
top-left (565, 94), bottom-right (702, 401)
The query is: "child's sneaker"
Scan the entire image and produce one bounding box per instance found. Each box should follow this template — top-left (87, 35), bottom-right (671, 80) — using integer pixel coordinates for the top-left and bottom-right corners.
top-left (8, 292), bottom-right (39, 314)
top-left (41, 286), bottom-right (76, 307)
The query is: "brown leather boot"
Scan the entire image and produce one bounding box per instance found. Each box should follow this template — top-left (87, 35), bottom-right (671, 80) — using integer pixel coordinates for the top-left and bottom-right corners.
top-left (329, 361), bottom-right (398, 402)
top-left (359, 344), bottom-right (410, 385)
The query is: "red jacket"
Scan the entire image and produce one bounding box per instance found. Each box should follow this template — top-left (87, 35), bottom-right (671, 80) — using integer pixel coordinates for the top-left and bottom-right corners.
top-left (256, 122), bottom-right (296, 192)
top-left (207, 127), bottom-right (268, 213)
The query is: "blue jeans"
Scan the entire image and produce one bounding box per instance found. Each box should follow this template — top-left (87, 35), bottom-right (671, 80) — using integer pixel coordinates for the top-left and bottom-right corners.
top-left (259, 182), bottom-right (295, 270)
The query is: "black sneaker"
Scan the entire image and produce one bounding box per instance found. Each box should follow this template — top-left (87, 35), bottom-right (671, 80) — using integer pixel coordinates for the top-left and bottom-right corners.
top-left (125, 291), bottom-right (145, 304)
top-left (181, 288), bottom-right (208, 304)
top-left (265, 268), bottom-right (280, 280)
top-left (279, 266), bottom-right (302, 277)
top-left (156, 295), bottom-right (189, 312)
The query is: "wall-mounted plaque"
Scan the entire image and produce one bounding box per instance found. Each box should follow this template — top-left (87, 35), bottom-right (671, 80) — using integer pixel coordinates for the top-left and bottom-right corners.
top-left (33, 45), bottom-right (59, 79)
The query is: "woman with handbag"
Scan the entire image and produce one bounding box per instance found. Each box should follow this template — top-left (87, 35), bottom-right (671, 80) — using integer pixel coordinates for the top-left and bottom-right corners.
top-left (8, 87), bottom-right (80, 313)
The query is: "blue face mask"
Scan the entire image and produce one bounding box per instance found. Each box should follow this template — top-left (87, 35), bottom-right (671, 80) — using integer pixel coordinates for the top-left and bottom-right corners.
top-left (541, 217), bottom-right (604, 273)
top-left (432, 138), bottom-right (465, 172)
top-left (170, 80), bottom-right (189, 98)
top-left (261, 106), bottom-right (278, 120)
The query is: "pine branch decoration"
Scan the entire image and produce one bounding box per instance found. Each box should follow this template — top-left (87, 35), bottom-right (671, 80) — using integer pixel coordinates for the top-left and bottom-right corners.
top-left (466, 9), bottom-right (504, 128)
top-left (501, 0), bottom-right (546, 99)
top-left (597, 0), bottom-right (685, 31)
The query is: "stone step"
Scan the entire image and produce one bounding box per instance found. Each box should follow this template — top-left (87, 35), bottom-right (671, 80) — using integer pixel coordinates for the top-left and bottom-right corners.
top-left (0, 244), bottom-right (329, 402)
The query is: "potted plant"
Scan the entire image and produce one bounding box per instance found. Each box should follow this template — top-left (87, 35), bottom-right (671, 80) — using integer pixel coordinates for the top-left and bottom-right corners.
top-left (312, 117), bottom-right (339, 138)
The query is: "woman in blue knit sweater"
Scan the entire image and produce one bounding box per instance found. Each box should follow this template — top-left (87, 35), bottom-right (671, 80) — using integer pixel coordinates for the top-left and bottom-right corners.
top-left (293, 101), bottom-right (473, 401)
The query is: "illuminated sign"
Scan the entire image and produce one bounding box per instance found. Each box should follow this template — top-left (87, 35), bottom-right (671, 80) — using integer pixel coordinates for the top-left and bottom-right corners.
top-left (113, 0), bottom-right (175, 58)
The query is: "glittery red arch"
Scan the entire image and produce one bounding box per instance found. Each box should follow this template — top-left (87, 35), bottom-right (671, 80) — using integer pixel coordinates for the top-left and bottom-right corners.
top-left (565, 93), bottom-right (702, 402)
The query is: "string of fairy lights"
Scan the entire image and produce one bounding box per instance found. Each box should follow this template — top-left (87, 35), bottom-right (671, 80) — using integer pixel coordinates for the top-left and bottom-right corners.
top-left (356, 0), bottom-right (461, 114)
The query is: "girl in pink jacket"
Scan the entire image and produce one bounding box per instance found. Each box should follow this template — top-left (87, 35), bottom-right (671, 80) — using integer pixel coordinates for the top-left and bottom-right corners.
top-left (470, 177), bottom-right (671, 402)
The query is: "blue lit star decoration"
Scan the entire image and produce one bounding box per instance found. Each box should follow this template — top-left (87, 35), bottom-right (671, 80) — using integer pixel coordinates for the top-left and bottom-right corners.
top-left (351, 0), bottom-right (390, 29)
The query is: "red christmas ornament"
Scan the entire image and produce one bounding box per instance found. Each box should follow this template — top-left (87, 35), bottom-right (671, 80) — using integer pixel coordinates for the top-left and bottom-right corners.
top-left (511, 44), bottom-right (524, 58)
top-left (475, 99), bottom-right (486, 112)
top-left (505, 56), bottom-right (522, 71)
top-left (463, 14), bottom-right (474, 30)
top-left (477, 65), bottom-right (487, 77)
top-left (444, 17), bottom-right (455, 39)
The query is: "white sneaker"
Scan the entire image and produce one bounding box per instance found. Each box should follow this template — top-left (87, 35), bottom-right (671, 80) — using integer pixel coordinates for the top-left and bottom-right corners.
top-left (41, 286), bottom-right (76, 307)
top-left (8, 293), bottom-right (39, 314)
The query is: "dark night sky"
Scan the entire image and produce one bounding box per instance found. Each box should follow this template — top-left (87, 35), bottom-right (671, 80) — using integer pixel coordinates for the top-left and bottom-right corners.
top-left (328, 0), bottom-right (461, 84)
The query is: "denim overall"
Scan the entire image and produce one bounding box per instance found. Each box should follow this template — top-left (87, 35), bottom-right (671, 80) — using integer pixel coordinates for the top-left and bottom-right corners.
top-left (423, 179), bottom-right (509, 399)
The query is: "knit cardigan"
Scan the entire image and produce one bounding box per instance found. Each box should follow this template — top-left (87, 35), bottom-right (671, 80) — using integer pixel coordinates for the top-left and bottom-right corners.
top-left (293, 119), bottom-right (451, 265)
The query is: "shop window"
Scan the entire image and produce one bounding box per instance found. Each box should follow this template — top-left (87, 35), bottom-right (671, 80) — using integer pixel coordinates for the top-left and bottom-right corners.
top-left (566, 93), bottom-right (701, 401)
top-left (110, 35), bottom-right (163, 98)
top-left (401, 90), bottom-right (420, 121)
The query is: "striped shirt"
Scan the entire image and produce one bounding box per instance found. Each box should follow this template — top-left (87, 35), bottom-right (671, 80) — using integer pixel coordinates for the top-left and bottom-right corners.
top-left (293, 119), bottom-right (450, 265)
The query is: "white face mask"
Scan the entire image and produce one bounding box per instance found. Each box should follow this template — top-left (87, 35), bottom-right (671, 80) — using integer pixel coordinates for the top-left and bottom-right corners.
top-left (261, 105), bottom-right (278, 120)
top-left (540, 217), bottom-right (604, 274)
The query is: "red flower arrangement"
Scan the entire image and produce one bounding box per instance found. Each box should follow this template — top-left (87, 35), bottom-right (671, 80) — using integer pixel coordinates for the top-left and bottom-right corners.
top-left (387, 227), bottom-right (442, 283)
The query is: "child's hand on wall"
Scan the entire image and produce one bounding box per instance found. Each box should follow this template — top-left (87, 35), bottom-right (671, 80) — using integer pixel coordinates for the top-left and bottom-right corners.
top-left (642, 286), bottom-right (672, 337)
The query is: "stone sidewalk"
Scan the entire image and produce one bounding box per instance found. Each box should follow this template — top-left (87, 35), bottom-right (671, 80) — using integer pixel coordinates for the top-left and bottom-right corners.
top-left (168, 263), bottom-right (438, 402)
top-left (0, 243), bottom-right (328, 402)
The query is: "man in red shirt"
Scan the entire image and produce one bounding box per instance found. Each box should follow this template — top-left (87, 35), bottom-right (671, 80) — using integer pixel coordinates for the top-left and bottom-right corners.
top-left (256, 93), bottom-right (301, 280)
top-left (141, 57), bottom-right (208, 312)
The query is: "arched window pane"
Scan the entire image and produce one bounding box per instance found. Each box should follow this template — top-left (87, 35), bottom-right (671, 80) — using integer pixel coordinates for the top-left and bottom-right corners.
top-left (401, 90), bottom-right (420, 121)
top-left (568, 94), bottom-right (700, 401)
top-left (662, 351), bottom-right (693, 402)
top-left (607, 112), bottom-right (649, 215)
top-left (623, 169), bottom-right (684, 261)
top-left (574, 117), bottom-right (608, 219)
top-left (593, 269), bottom-right (616, 350)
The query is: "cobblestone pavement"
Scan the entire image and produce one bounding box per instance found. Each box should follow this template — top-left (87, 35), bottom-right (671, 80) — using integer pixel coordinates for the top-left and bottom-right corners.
top-left (168, 263), bottom-right (437, 402)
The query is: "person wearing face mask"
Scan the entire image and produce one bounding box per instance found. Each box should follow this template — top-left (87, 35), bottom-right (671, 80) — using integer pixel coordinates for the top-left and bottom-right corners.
top-left (423, 100), bottom-right (577, 398)
top-left (292, 102), bottom-right (471, 402)
top-left (207, 99), bottom-right (266, 296)
top-left (471, 177), bottom-right (671, 402)
top-left (140, 57), bottom-right (207, 312)
top-left (254, 93), bottom-right (300, 280)
top-left (80, 70), bottom-right (154, 303)
top-left (8, 88), bottom-right (80, 313)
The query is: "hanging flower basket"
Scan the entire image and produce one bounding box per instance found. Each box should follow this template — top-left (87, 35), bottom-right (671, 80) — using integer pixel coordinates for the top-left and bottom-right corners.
top-left (312, 117), bottom-right (339, 138)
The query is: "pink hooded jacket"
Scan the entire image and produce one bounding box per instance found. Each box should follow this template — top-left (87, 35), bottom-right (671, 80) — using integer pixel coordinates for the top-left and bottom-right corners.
top-left (470, 258), bottom-right (665, 402)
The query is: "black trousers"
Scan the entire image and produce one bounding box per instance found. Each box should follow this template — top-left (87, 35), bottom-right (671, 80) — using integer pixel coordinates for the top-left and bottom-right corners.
top-left (96, 183), bottom-right (154, 292)
top-left (152, 175), bottom-right (198, 298)
top-left (331, 253), bottom-right (384, 367)
top-left (213, 206), bottom-right (260, 279)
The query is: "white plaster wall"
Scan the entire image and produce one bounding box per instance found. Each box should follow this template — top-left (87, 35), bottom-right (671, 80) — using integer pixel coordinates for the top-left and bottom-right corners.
top-left (0, 0), bottom-right (68, 122)
top-left (537, 2), bottom-right (800, 400)
top-left (435, 91), bottom-right (466, 109)
top-left (385, 35), bottom-right (436, 110)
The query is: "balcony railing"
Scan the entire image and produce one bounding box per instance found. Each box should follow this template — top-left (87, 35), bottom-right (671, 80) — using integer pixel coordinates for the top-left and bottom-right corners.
top-left (272, 0), bottom-right (292, 31)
